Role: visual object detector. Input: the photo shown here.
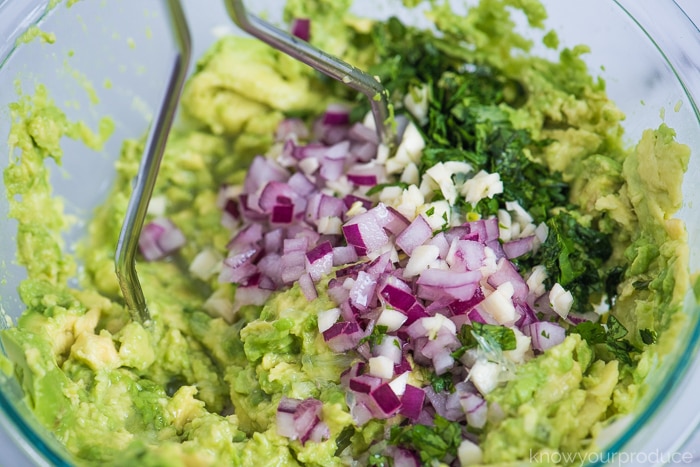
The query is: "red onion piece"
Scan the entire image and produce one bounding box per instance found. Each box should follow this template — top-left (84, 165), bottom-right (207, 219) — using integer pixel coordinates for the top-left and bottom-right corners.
top-left (379, 283), bottom-right (418, 313)
top-left (460, 393), bottom-right (487, 429)
top-left (342, 212), bottom-right (390, 256)
top-left (370, 382), bottom-right (402, 417)
top-left (349, 374), bottom-right (383, 394)
top-left (298, 273), bottom-right (318, 301)
top-left (322, 103), bottom-right (351, 126)
top-left (290, 18), bottom-right (311, 42)
top-left (305, 241), bottom-right (333, 282)
top-left (244, 155), bottom-right (290, 194)
top-left (487, 257), bottom-right (529, 302)
top-left (395, 215), bottom-right (432, 255)
top-left (323, 321), bottom-right (364, 352)
top-left (502, 235), bottom-right (536, 259)
top-left (525, 321), bottom-right (566, 352)
top-left (139, 218), bottom-right (186, 261)
top-left (399, 384), bottom-right (425, 421)
top-left (275, 117), bottom-right (309, 142)
top-left (332, 245), bottom-right (359, 266)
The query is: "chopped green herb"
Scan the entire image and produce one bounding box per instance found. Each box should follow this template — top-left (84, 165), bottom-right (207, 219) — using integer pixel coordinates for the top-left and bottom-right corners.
top-left (570, 316), bottom-right (638, 365)
top-left (428, 371), bottom-right (454, 393)
top-left (359, 325), bottom-right (389, 347)
top-left (640, 328), bottom-right (657, 345)
top-left (389, 415), bottom-right (462, 465)
top-left (452, 322), bottom-right (516, 358)
top-left (367, 453), bottom-right (391, 466)
top-left (425, 206), bottom-right (435, 216)
top-left (335, 426), bottom-right (355, 456)
top-left (365, 182), bottom-right (409, 196)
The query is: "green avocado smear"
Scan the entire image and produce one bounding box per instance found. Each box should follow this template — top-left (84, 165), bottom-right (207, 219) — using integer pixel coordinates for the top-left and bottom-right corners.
top-left (0, 0), bottom-right (692, 466)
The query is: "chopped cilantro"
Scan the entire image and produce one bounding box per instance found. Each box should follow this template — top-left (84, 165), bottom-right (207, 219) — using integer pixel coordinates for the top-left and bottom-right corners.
top-left (365, 182), bottom-right (409, 196)
top-left (389, 415), bottom-right (462, 465)
top-left (367, 453), bottom-right (391, 466)
top-left (425, 206), bottom-right (435, 216)
top-left (359, 325), bottom-right (389, 347)
top-left (640, 328), bottom-right (657, 345)
top-left (452, 322), bottom-right (516, 358)
top-left (428, 372), bottom-right (455, 393)
top-left (570, 316), bottom-right (638, 366)
top-left (535, 211), bottom-right (613, 313)
top-left (335, 426), bottom-right (355, 456)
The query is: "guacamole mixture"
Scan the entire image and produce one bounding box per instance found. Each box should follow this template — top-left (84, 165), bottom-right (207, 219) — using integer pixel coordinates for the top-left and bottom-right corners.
top-left (0, 0), bottom-right (692, 465)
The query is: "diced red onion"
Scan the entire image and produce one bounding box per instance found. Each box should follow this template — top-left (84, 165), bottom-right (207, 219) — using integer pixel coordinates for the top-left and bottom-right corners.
top-left (298, 273), bottom-right (318, 301)
top-left (502, 235), bottom-right (536, 259)
top-left (275, 117), bottom-right (309, 142)
top-left (487, 257), bottom-right (529, 302)
top-left (370, 382), bottom-right (402, 417)
top-left (305, 241), bottom-right (333, 282)
top-left (323, 321), bottom-right (364, 352)
top-left (332, 245), bottom-right (358, 266)
top-left (244, 155), bottom-right (290, 194)
top-left (290, 18), bottom-right (310, 42)
top-left (399, 384), bottom-right (425, 421)
top-left (322, 104), bottom-right (351, 126)
top-left (525, 321), bottom-right (566, 352)
top-left (342, 212), bottom-right (390, 256)
top-left (138, 218), bottom-right (186, 261)
top-left (395, 215), bottom-right (432, 255)
top-left (460, 393), bottom-right (487, 429)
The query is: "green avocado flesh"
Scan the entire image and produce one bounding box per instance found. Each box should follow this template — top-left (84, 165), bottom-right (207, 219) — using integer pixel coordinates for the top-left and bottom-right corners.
top-left (0, 0), bottom-right (692, 465)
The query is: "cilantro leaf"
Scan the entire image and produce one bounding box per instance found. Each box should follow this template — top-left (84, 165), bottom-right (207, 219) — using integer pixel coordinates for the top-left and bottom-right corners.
top-left (428, 372), bottom-right (454, 393)
top-left (640, 328), bottom-right (657, 345)
top-left (536, 211), bottom-right (613, 313)
top-left (389, 415), bottom-right (462, 464)
top-left (452, 322), bottom-right (516, 359)
top-left (335, 426), bottom-right (355, 456)
top-left (359, 325), bottom-right (389, 347)
top-left (570, 316), bottom-right (642, 366)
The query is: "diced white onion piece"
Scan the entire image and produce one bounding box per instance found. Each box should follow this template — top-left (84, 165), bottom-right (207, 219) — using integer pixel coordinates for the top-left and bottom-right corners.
top-left (388, 371), bottom-right (410, 396)
top-left (376, 143), bottom-right (391, 164)
top-left (373, 336), bottom-right (402, 365)
top-left (404, 245), bottom-right (441, 278)
top-left (418, 201), bottom-right (451, 231)
top-left (505, 200), bottom-right (533, 227)
top-left (478, 283), bottom-right (516, 324)
top-left (418, 314), bottom-right (457, 339)
top-left (147, 195), bottom-right (167, 217)
top-left (189, 248), bottom-right (222, 281)
top-left (317, 216), bottom-right (342, 235)
top-left (376, 307), bottom-right (408, 332)
top-left (426, 162), bottom-right (459, 205)
top-left (298, 157), bottom-right (320, 175)
top-left (526, 265), bottom-right (548, 298)
top-left (400, 162), bottom-right (420, 186)
top-left (399, 123), bottom-right (425, 163)
top-left (497, 209), bottom-right (512, 242)
top-left (469, 360), bottom-right (501, 395)
top-left (549, 283), bottom-right (574, 319)
top-left (317, 307), bottom-right (341, 333)
top-left (458, 439), bottom-right (484, 466)
top-left (502, 328), bottom-right (533, 364)
top-left (460, 170), bottom-right (503, 205)
top-left (345, 200), bottom-right (367, 218)
top-left (403, 83), bottom-right (430, 124)
top-left (368, 355), bottom-right (395, 380)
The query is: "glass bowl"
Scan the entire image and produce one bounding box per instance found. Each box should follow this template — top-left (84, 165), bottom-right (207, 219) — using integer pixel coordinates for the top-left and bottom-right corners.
top-left (0, 0), bottom-right (699, 465)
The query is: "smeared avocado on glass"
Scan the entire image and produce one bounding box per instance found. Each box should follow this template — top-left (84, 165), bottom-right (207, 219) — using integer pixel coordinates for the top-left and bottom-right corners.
top-left (1, 0), bottom-right (691, 465)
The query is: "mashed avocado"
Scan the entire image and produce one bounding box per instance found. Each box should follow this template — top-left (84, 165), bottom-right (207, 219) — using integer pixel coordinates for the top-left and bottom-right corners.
top-left (0, 0), bottom-right (692, 466)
